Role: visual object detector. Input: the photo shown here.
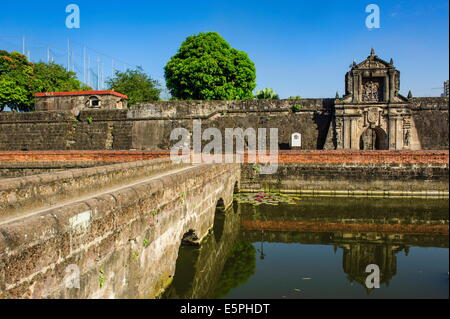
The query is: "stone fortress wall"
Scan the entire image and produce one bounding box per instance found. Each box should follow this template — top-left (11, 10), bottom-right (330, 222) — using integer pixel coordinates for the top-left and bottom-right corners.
top-left (0, 97), bottom-right (447, 151)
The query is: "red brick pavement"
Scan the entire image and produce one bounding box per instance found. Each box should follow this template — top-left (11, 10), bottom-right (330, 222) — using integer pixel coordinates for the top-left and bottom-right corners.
top-left (0, 150), bottom-right (448, 164)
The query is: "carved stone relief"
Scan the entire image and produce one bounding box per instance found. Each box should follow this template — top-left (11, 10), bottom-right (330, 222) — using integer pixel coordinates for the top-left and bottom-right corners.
top-left (367, 108), bottom-right (379, 126)
top-left (362, 78), bottom-right (383, 102)
top-left (335, 118), bottom-right (343, 147)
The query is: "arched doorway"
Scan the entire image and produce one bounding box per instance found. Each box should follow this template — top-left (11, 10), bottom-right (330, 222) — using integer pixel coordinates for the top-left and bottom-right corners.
top-left (359, 127), bottom-right (388, 150)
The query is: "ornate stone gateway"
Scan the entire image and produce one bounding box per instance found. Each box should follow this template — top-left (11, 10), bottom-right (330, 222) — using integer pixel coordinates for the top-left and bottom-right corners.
top-left (333, 49), bottom-right (421, 150)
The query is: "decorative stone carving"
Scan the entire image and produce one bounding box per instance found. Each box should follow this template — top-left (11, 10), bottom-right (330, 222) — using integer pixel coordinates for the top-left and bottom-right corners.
top-left (403, 118), bottom-right (411, 130)
top-left (367, 108), bottom-right (379, 126)
top-left (362, 80), bottom-right (382, 102)
top-left (334, 118), bottom-right (343, 147)
top-left (358, 59), bottom-right (386, 69)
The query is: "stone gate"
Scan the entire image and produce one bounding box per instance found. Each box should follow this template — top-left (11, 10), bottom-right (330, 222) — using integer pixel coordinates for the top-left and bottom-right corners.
top-left (334, 49), bottom-right (421, 150)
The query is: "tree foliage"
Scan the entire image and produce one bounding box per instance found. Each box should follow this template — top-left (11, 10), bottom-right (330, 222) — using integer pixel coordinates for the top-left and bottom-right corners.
top-left (164, 32), bottom-right (256, 101)
top-left (0, 51), bottom-right (34, 111)
top-left (33, 62), bottom-right (91, 93)
top-left (107, 67), bottom-right (160, 106)
top-left (0, 50), bottom-right (90, 112)
top-left (255, 88), bottom-right (279, 100)
top-left (0, 78), bottom-right (29, 112)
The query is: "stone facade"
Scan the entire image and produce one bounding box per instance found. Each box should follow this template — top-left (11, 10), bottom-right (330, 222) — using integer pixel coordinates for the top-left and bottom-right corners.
top-left (334, 49), bottom-right (421, 151)
top-left (35, 91), bottom-right (128, 116)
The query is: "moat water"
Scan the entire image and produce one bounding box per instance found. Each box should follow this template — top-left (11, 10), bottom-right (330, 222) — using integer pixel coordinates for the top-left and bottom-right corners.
top-left (162, 197), bottom-right (449, 299)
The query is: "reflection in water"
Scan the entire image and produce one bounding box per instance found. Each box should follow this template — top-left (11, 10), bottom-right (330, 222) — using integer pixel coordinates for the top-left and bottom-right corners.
top-left (163, 203), bottom-right (251, 299)
top-left (163, 198), bottom-right (449, 299)
top-left (213, 241), bottom-right (256, 298)
top-left (340, 243), bottom-right (403, 291)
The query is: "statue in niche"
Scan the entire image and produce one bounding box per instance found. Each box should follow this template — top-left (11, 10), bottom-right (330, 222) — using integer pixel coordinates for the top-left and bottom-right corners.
top-left (362, 80), bottom-right (381, 102)
top-left (404, 130), bottom-right (411, 147)
top-left (335, 118), bottom-right (343, 147)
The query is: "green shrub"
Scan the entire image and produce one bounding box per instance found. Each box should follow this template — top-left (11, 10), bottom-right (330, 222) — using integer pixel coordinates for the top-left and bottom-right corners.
top-left (292, 104), bottom-right (302, 112)
top-left (255, 88), bottom-right (279, 100)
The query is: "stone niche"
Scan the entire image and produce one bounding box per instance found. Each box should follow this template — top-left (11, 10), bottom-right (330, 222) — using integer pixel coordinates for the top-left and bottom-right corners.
top-left (34, 90), bottom-right (128, 116)
top-left (334, 49), bottom-right (421, 151)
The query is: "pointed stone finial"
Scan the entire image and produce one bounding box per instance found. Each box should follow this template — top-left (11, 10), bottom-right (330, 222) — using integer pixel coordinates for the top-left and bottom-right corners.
top-left (407, 90), bottom-right (413, 99)
top-left (335, 91), bottom-right (340, 99)
top-left (370, 48), bottom-right (375, 56)
top-left (390, 58), bottom-right (394, 65)
top-left (352, 60), bottom-right (357, 67)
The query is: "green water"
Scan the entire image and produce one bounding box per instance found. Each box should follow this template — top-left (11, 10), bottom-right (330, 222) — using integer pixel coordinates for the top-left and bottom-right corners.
top-left (163, 197), bottom-right (449, 299)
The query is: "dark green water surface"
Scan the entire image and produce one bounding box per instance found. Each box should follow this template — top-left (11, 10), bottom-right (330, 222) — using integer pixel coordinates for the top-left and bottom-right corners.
top-left (163, 197), bottom-right (449, 299)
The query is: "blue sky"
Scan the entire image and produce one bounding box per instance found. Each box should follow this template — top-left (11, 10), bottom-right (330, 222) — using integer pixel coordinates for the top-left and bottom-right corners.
top-left (0, 0), bottom-right (448, 98)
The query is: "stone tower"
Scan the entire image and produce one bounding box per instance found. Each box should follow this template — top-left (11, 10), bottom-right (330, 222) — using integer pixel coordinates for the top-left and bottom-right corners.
top-left (333, 49), bottom-right (421, 150)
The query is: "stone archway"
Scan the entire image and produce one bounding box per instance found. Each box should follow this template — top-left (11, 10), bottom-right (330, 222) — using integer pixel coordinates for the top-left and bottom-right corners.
top-left (359, 127), bottom-right (388, 150)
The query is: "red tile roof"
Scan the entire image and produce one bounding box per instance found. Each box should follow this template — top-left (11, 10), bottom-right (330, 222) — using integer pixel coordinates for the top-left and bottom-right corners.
top-left (34, 90), bottom-right (128, 99)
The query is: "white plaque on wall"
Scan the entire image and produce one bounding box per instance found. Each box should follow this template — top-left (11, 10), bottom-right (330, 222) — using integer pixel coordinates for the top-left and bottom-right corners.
top-left (290, 133), bottom-right (302, 148)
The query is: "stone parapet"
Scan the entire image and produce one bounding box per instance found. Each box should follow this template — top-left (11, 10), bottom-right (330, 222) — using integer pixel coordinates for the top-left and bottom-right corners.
top-left (0, 157), bottom-right (185, 222)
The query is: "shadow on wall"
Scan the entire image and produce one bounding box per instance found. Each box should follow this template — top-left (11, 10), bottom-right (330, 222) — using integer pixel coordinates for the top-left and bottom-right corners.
top-left (213, 198), bottom-right (226, 242)
top-left (313, 111), bottom-right (333, 149)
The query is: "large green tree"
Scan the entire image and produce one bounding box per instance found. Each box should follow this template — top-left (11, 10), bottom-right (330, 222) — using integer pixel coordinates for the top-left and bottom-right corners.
top-left (107, 67), bottom-right (160, 106)
top-left (33, 62), bottom-right (91, 93)
top-left (164, 32), bottom-right (256, 100)
top-left (0, 50), bottom-right (35, 111)
top-left (0, 50), bottom-right (90, 112)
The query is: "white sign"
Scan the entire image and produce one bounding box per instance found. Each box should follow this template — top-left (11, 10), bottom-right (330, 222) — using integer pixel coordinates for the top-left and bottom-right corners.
top-left (290, 133), bottom-right (302, 148)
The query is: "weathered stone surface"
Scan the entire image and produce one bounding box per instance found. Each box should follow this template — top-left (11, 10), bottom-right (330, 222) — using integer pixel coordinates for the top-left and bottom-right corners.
top-left (35, 91), bottom-right (128, 116)
top-left (0, 162), bottom-right (240, 299)
top-left (241, 162), bottom-right (449, 192)
top-left (0, 158), bottom-right (185, 222)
